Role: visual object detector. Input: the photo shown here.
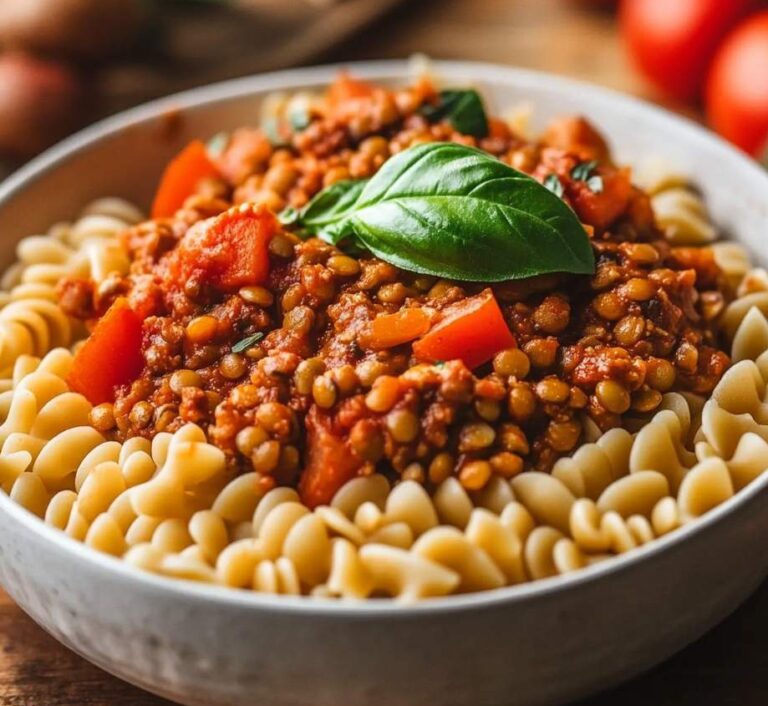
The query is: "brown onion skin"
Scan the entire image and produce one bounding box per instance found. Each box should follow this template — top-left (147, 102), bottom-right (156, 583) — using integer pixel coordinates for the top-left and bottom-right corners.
top-left (0, 52), bottom-right (86, 159)
top-left (0, 0), bottom-right (147, 61)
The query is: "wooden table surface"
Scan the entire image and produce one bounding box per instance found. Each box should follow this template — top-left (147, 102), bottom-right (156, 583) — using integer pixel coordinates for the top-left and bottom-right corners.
top-left (2, 0), bottom-right (759, 704)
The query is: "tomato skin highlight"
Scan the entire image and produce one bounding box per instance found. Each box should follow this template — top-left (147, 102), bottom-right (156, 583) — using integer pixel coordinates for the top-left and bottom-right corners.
top-left (299, 407), bottom-right (363, 508)
top-left (67, 298), bottom-right (145, 405)
top-left (619, 0), bottom-right (756, 100)
top-left (151, 140), bottom-right (221, 219)
top-left (365, 307), bottom-right (431, 350)
top-left (569, 167), bottom-right (633, 232)
top-left (413, 290), bottom-right (516, 369)
top-left (164, 204), bottom-right (277, 293)
top-left (706, 12), bottom-right (768, 156)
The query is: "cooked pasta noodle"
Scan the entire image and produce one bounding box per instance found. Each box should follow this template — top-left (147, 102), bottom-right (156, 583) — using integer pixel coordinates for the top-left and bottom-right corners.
top-left (636, 162), bottom-right (716, 246)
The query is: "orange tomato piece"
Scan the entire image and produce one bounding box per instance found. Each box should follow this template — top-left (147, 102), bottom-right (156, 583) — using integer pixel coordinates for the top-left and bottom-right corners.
top-left (569, 167), bottom-right (632, 231)
top-left (151, 140), bottom-right (221, 219)
top-left (299, 408), bottom-right (363, 508)
top-left (365, 307), bottom-right (431, 350)
top-left (67, 298), bottom-right (144, 405)
top-left (413, 289), bottom-right (516, 369)
top-left (165, 204), bottom-right (277, 292)
top-left (327, 73), bottom-right (376, 107)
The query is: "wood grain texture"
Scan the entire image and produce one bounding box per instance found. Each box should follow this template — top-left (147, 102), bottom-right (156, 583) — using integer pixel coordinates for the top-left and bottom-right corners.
top-left (0, 1), bottom-right (748, 704)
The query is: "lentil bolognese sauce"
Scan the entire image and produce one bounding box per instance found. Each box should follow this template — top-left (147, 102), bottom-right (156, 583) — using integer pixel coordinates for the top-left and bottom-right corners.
top-left (56, 74), bottom-right (731, 512)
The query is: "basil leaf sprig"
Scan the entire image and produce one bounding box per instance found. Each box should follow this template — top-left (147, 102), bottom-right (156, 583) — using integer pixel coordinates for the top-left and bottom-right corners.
top-left (421, 89), bottom-right (489, 138)
top-left (280, 180), bottom-right (365, 244)
top-left (281, 142), bottom-right (595, 282)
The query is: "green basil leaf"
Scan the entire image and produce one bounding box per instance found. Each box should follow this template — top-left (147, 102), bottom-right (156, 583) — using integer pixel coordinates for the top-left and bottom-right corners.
top-left (280, 179), bottom-right (367, 244)
top-left (344, 142), bottom-right (594, 281)
top-left (543, 174), bottom-right (564, 198)
top-left (231, 332), bottom-right (264, 354)
top-left (422, 89), bottom-right (489, 138)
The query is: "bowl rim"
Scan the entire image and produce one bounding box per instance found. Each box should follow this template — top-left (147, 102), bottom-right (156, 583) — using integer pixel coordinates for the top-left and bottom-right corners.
top-left (1, 58), bottom-right (767, 617)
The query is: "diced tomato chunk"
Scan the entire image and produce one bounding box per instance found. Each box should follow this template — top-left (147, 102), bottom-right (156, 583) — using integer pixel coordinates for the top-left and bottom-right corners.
top-left (541, 116), bottom-right (611, 162)
top-left (216, 128), bottom-right (272, 185)
top-left (67, 298), bottom-right (144, 405)
top-left (413, 289), bottom-right (516, 369)
top-left (151, 140), bottom-right (222, 219)
top-left (164, 204), bottom-right (277, 292)
top-left (569, 167), bottom-right (633, 231)
top-left (299, 407), bottom-right (363, 508)
top-left (364, 307), bottom-right (431, 350)
top-left (327, 73), bottom-right (377, 107)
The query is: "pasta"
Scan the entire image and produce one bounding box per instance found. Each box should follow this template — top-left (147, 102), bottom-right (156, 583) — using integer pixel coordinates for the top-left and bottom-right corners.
top-left (2, 77), bottom-right (768, 602)
top-left (4, 310), bottom-right (768, 599)
top-left (636, 160), bottom-right (716, 246)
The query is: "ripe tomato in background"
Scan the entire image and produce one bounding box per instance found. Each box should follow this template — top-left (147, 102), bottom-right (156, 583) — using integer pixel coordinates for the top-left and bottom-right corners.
top-left (706, 12), bottom-right (768, 157)
top-left (619, 0), bottom-right (756, 100)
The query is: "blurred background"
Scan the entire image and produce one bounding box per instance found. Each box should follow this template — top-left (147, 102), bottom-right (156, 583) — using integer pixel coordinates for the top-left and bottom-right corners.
top-left (0, 0), bottom-right (766, 177)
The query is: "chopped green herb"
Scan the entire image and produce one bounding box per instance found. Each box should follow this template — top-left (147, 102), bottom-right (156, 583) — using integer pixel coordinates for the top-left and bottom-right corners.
top-left (570, 160), bottom-right (598, 182)
top-left (231, 332), bottom-right (264, 354)
top-left (288, 107), bottom-right (312, 132)
top-left (261, 117), bottom-right (285, 147)
top-left (421, 89), bottom-right (489, 138)
top-left (571, 160), bottom-right (604, 194)
top-left (206, 132), bottom-right (229, 158)
top-left (586, 175), bottom-right (604, 194)
top-left (543, 174), bottom-right (565, 198)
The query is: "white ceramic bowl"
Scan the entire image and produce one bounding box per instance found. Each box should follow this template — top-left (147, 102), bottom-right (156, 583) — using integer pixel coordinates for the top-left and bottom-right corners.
top-left (0, 61), bottom-right (767, 706)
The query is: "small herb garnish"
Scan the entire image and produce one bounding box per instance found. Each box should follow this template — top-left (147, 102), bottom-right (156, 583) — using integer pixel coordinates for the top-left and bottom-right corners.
top-left (543, 174), bottom-right (565, 198)
top-left (231, 332), bottom-right (264, 354)
top-left (570, 160), bottom-right (598, 181)
top-left (570, 160), bottom-right (603, 193)
top-left (421, 89), bottom-right (489, 138)
top-left (206, 131), bottom-right (229, 157)
top-left (288, 107), bottom-right (311, 132)
top-left (280, 179), bottom-right (366, 244)
top-left (585, 175), bottom-right (604, 194)
top-left (261, 117), bottom-right (285, 147)
top-left (282, 142), bottom-right (594, 282)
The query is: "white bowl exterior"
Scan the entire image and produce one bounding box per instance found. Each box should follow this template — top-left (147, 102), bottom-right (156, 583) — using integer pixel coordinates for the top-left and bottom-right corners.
top-left (0, 61), bottom-right (767, 706)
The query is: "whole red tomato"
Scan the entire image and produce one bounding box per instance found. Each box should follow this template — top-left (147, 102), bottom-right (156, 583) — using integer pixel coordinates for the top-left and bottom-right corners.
top-left (620, 0), bottom-right (756, 100)
top-left (706, 11), bottom-right (768, 156)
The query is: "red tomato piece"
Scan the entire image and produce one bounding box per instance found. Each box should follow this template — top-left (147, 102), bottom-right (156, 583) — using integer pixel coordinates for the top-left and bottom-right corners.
top-left (541, 117), bottom-right (611, 163)
top-left (151, 140), bottom-right (221, 219)
top-left (67, 298), bottom-right (144, 405)
top-left (164, 204), bottom-right (277, 292)
top-left (327, 73), bottom-right (377, 106)
top-left (413, 290), bottom-right (516, 369)
top-left (364, 307), bottom-right (431, 350)
top-left (568, 167), bottom-right (633, 231)
top-left (706, 12), bottom-right (768, 156)
top-left (619, 0), bottom-right (756, 100)
top-left (299, 407), bottom-right (363, 508)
